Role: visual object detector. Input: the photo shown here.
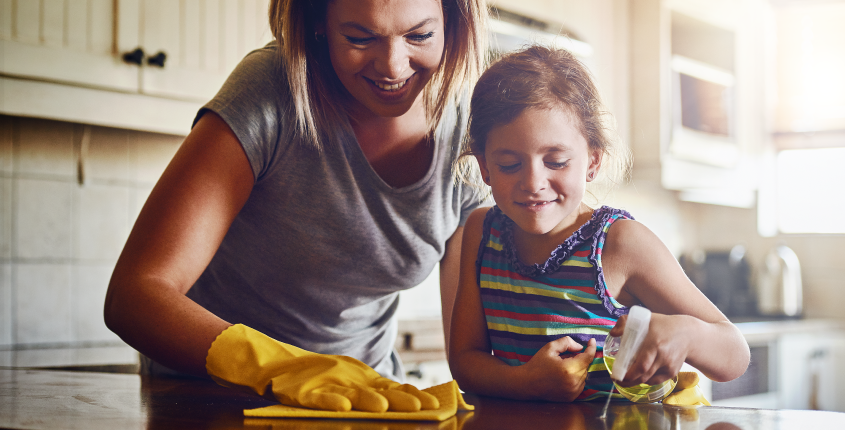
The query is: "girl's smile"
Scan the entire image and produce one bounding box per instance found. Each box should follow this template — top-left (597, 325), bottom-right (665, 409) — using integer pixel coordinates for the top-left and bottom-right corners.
top-left (477, 107), bottom-right (601, 240)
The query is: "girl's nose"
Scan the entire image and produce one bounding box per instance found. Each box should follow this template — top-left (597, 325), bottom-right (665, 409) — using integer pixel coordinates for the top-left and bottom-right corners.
top-left (374, 38), bottom-right (409, 79)
top-left (520, 163), bottom-right (547, 194)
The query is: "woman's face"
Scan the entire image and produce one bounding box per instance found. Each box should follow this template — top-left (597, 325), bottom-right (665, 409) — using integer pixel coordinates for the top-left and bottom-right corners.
top-left (324, 0), bottom-right (445, 119)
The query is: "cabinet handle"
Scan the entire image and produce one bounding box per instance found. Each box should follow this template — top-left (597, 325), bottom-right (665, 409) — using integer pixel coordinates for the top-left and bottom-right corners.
top-left (147, 51), bottom-right (167, 68)
top-left (122, 48), bottom-right (145, 65)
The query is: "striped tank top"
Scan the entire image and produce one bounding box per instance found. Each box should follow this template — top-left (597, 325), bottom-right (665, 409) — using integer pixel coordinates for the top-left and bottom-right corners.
top-left (476, 205), bottom-right (633, 401)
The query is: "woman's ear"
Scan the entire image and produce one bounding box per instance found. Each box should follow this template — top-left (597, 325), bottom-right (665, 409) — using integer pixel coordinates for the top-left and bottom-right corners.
top-left (476, 155), bottom-right (491, 186)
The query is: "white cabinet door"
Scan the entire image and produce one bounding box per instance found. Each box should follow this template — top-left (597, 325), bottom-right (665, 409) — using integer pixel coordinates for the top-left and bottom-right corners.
top-left (0, 0), bottom-right (140, 92)
top-left (138, 0), bottom-right (272, 101)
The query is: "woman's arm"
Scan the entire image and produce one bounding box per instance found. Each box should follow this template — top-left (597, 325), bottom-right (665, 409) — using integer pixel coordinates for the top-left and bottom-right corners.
top-left (602, 220), bottom-right (750, 384)
top-left (448, 208), bottom-right (596, 401)
top-left (104, 112), bottom-right (254, 377)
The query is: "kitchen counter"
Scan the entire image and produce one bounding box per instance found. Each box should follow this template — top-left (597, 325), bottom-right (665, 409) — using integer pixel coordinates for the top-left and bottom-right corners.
top-left (2, 368), bottom-right (843, 429)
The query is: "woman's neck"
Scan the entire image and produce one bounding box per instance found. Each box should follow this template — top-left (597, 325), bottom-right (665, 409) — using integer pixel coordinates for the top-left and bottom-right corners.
top-left (349, 100), bottom-right (434, 188)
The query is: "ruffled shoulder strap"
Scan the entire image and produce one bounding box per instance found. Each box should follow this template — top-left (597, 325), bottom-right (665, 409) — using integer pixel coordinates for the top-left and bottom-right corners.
top-left (587, 206), bottom-right (635, 318)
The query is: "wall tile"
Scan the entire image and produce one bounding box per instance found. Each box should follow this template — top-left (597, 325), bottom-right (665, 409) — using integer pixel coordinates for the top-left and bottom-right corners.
top-left (0, 116), bottom-right (13, 173)
top-left (86, 126), bottom-right (134, 183)
top-left (74, 184), bottom-right (130, 260)
top-left (131, 131), bottom-right (182, 184)
top-left (15, 117), bottom-right (75, 178)
top-left (0, 263), bottom-right (11, 346)
top-left (16, 179), bottom-right (72, 259)
top-left (0, 177), bottom-right (10, 258)
top-left (129, 187), bottom-right (152, 226)
top-left (73, 263), bottom-right (119, 342)
top-left (16, 263), bottom-right (72, 344)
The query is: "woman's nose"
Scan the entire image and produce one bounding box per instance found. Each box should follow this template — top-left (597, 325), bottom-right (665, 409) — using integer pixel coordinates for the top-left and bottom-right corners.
top-left (374, 39), bottom-right (409, 79)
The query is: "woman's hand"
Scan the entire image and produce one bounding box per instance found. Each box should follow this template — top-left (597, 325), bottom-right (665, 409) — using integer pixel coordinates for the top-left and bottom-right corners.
top-left (608, 313), bottom-right (693, 387)
top-left (518, 337), bottom-right (597, 402)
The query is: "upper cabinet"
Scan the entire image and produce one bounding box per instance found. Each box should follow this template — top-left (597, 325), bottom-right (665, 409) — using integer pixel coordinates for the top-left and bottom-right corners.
top-left (0, 0), bottom-right (272, 135)
top-left (630, 0), bottom-right (772, 208)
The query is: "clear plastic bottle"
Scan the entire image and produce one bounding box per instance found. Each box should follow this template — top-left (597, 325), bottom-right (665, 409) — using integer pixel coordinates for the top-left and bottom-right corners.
top-left (602, 306), bottom-right (677, 403)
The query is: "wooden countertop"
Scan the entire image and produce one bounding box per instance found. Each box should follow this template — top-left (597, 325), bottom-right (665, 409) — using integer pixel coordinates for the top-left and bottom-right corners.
top-left (2, 368), bottom-right (844, 429)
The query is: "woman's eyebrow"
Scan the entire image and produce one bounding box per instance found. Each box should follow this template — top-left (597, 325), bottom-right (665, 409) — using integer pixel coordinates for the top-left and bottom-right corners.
top-left (339, 17), bottom-right (437, 36)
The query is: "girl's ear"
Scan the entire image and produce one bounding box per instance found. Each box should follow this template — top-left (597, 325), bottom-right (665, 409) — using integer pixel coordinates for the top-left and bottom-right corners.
top-left (475, 155), bottom-right (491, 186)
top-left (587, 148), bottom-right (603, 182)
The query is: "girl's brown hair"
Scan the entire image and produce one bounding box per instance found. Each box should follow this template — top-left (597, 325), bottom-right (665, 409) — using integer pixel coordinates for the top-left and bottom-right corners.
top-left (269, 0), bottom-right (489, 150)
top-left (459, 45), bottom-right (630, 198)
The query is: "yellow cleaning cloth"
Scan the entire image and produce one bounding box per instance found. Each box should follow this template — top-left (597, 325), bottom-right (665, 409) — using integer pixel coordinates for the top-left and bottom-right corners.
top-left (244, 380), bottom-right (474, 421)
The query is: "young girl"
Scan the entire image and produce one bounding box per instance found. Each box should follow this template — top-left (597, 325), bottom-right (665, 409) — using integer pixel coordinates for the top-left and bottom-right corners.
top-left (448, 45), bottom-right (750, 402)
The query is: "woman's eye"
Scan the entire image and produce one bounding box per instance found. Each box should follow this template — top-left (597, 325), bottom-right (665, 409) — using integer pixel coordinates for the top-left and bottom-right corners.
top-left (345, 35), bottom-right (374, 45)
top-left (497, 163), bottom-right (520, 173)
top-left (407, 32), bottom-right (434, 43)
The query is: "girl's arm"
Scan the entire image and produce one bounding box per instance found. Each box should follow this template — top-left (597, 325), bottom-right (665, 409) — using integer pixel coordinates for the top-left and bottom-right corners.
top-left (104, 112), bottom-right (254, 377)
top-left (448, 208), bottom-right (597, 401)
top-left (602, 220), bottom-right (750, 385)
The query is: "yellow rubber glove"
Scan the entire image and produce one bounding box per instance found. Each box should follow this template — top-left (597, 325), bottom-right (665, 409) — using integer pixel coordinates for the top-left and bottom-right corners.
top-left (662, 371), bottom-right (711, 406)
top-left (206, 324), bottom-right (439, 413)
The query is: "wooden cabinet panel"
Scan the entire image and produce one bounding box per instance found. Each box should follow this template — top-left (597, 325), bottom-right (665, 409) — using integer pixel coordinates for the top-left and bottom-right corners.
top-left (0, 0), bottom-right (139, 92)
top-left (140, 0), bottom-right (272, 101)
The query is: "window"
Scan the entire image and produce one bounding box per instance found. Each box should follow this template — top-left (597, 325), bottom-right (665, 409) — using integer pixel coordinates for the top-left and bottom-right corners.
top-left (774, 148), bottom-right (845, 234)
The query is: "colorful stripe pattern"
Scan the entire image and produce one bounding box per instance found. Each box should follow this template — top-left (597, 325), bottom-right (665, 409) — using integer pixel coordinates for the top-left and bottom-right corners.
top-left (476, 206), bottom-right (633, 401)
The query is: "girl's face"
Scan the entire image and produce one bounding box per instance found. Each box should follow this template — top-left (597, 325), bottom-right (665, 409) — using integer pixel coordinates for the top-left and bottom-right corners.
top-left (477, 107), bottom-right (602, 237)
top-left (324, 0), bottom-right (445, 119)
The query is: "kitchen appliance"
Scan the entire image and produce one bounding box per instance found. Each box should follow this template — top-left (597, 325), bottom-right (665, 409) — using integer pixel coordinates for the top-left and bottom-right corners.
top-left (680, 245), bottom-right (757, 318)
top-left (757, 245), bottom-right (803, 318)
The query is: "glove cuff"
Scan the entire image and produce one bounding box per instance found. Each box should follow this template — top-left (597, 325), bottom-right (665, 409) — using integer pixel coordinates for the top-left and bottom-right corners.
top-left (206, 324), bottom-right (313, 395)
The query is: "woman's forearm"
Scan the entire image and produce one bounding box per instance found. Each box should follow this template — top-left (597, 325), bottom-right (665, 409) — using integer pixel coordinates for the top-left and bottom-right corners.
top-left (104, 275), bottom-right (232, 377)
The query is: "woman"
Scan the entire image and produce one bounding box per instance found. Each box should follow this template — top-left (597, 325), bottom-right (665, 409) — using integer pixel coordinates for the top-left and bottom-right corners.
top-left (104, 0), bottom-right (488, 412)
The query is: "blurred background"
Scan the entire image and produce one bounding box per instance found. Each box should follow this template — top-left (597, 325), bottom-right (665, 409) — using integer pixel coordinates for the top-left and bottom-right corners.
top-left (1, 0), bottom-right (843, 412)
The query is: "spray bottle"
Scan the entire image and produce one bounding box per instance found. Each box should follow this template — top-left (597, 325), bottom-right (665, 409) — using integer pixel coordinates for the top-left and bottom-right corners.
top-left (603, 306), bottom-right (677, 403)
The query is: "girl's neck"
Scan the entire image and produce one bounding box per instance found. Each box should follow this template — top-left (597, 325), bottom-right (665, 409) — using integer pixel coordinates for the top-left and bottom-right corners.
top-left (348, 100), bottom-right (433, 188)
top-left (512, 203), bottom-right (595, 266)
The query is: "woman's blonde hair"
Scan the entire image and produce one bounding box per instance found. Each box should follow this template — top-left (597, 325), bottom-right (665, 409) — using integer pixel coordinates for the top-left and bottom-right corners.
top-left (269, 0), bottom-right (488, 150)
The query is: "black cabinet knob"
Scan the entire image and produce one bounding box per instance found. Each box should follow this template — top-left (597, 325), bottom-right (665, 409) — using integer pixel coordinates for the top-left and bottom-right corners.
top-left (122, 48), bottom-right (145, 65)
top-left (147, 51), bottom-right (167, 67)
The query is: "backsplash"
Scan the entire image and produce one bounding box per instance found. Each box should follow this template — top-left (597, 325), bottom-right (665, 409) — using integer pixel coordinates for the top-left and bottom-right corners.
top-left (0, 114), bottom-right (182, 348)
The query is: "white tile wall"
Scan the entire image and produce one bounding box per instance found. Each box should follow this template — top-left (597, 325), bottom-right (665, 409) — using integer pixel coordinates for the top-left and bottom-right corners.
top-left (15, 179), bottom-right (73, 259)
top-left (0, 178), bottom-right (11, 258)
top-left (0, 116), bottom-right (12, 173)
top-left (86, 126), bottom-right (133, 183)
top-left (0, 114), bottom-right (184, 351)
top-left (74, 263), bottom-right (120, 343)
top-left (16, 263), bottom-right (73, 344)
top-left (73, 184), bottom-right (130, 260)
top-left (15, 118), bottom-right (75, 178)
top-left (0, 263), bottom-right (11, 345)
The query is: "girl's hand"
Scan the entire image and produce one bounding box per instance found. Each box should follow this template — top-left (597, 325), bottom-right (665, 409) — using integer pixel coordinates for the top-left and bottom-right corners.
top-left (608, 313), bottom-right (692, 387)
top-left (519, 337), bottom-right (597, 402)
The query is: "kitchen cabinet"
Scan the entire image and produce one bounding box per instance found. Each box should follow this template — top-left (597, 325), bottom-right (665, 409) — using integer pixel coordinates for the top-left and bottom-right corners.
top-left (711, 320), bottom-right (845, 412)
top-left (630, 0), bottom-right (770, 208)
top-left (0, 0), bottom-right (272, 135)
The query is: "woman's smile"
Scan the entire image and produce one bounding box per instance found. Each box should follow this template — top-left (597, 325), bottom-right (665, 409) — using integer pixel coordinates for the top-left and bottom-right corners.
top-left (325, 0), bottom-right (445, 119)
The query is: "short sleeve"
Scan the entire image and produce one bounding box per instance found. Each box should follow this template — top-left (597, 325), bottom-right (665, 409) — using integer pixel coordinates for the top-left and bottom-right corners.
top-left (193, 43), bottom-right (290, 181)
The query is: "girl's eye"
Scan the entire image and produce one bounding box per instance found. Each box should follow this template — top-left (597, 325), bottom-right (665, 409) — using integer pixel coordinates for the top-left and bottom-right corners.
top-left (345, 36), bottom-right (374, 45)
top-left (546, 161), bottom-right (569, 169)
top-left (407, 32), bottom-right (434, 43)
top-left (497, 163), bottom-right (520, 173)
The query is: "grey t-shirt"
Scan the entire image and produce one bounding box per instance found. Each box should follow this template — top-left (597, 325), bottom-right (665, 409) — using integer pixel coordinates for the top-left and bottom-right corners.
top-left (180, 44), bottom-right (484, 380)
